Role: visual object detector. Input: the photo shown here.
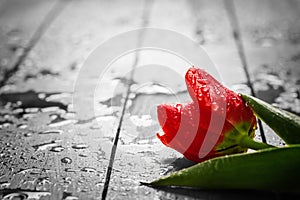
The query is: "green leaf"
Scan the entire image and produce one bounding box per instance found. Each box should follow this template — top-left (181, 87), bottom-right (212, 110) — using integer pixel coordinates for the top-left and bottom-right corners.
top-left (241, 94), bottom-right (300, 144)
top-left (146, 145), bottom-right (300, 192)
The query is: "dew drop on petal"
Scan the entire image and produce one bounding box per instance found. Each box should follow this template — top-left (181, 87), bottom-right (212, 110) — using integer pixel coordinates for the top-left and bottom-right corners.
top-left (198, 93), bottom-right (203, 101)
top-left (220, 95), bottom-right (226, 102)
top-left (211, 102), bottom-right (219, 111)
top-left (234, 99), bottom-right (241, 107)
top-left (202, 86), bottom-right (210, 93)
top-left (197, 79), bottom-right (206, 85)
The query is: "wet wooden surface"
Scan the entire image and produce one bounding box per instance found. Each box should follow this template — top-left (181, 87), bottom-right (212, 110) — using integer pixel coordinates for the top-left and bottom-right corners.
top-left (0, 0), bottom-right (300, 199)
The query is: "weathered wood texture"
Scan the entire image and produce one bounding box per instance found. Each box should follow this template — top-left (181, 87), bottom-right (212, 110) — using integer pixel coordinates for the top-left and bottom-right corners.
top-left (0, 0), bottom-right (299, 199)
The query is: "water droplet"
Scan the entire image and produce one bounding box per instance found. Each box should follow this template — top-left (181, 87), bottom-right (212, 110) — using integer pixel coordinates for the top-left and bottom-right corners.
top-left (17, 124), bottom-right (28, 129)
top-left (32, 141), bottom-right (58, 151)
top-left (24, 132), bottom-right (33, 137)
top-left (89, 124), bottom-right (100, 130)
top-left (211, 102), bottom-right (219, 111)
top-left (39, 129), bottom-right (63, 134)
top-left (72, 144), bottom-right (89, 150)
top-left (205, 101), bottom-right (211, 107)
top-left (46, 93), bottom-right (71, 101)
top-left (95, 182), bottom-right (104, 187)
top-left (139, 173), bottom-right (150, 177)
top-left (0, 182), bottom-right (10, 189)
top-left (198, 93), bottom-right (203, 101)
top-left (41, 106), bottom-right (60, 112)
top-left (23, 113), bottom-right (37, 119)
top-left (81, 167), bottom-right (97, 173)
top-left (111, 186), bottom-right (118, 191)
top-left (231, 84), bottom-right (251, 94)
top-left (25, 108), bottom-right (40, 113)
top-left (17, 168), bottom-right (42, 175)
top-left (201, 86), bottom-right (209, 93)
top-left (256, 36), bottom-right (277, 47)
top-left (62, 177), bottom-right (72, 185)
top-left (25, 191), bottom-right (51, 199)
top-left (50, 114), bottom-right (58, 120)
top-left (37, 93), bottom-right (46, 99)
top-left (65, 168), bottom-right (79, 173)
top-left (234, 99), bottom-right (241, 107)
top-left (61, 157), bottom-right (72, 164)
top-left (49, 146), bottom-right (65, 152)
top-left (12, 108), bottom-right (24, 114)
top-left (120, 174), bottom-right (128, 178)
top-left (37, 177), bottom-right (50, 184)
top-left (196, 78), bottom-right (206, 84)
top-left (2, 192), bottom-right (28, 200)
top-left (65, 196), bottom-right (79, 200)
top-left (1, 122), bottom-right (12, 128)
top-left (48, 119), bottom-right (75, 127)
top-left (35, 177), bottom-right (51, 191)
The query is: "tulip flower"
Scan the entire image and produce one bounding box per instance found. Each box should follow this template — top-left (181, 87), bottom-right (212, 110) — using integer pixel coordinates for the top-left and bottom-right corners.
top-left (157, 67), bottom-right (272, 163)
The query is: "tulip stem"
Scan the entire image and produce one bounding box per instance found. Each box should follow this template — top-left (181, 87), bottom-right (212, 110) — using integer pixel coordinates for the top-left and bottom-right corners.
top-left (239, 136), bottom-right (275, 150)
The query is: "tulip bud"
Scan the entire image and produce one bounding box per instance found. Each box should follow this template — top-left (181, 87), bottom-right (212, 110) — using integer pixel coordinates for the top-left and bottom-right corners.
top-left (157, 67), bottom-right (271, 163)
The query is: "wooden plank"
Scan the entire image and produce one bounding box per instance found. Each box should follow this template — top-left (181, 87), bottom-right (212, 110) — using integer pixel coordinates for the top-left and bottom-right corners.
top-left (234, 0), bottom-right (300, 145)
top-left (0, 0), bottom-right (145, 199)
top-left (3, 1), bottom-right (150, 199)
top-left (8, 0), bottom-right (145, 93)
top-left (104, 0), bottom-right (267, 199)
top-left (189, 0), bottom-right (249, 87)
top-left (0, 0), bottom-right (59, 87)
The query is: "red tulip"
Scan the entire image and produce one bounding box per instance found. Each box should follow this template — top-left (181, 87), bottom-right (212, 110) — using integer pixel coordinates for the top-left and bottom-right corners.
top-left (157, 67), bottom-right (261, 163)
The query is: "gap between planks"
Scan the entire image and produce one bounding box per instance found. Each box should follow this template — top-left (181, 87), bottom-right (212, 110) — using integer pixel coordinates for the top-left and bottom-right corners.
top-left (100, 0), bottom-right (154, 199)
top-left (0, 0), bottom-right (70, 88)
top-left (223, 0), bottom-right (267, 143)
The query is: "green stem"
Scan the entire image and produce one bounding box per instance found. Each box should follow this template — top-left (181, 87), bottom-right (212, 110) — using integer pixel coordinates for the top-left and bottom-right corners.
top-left (239, 136), bottom-right (275, 150)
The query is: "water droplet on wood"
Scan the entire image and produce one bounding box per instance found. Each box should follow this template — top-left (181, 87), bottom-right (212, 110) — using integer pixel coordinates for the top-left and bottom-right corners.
top-left (61, 157), bottom-right (72, 164)
top-left (72, 144), bottom-right (88, 149)
top-left (2, 192), bottom-right (28, 200)
top-left (65, 196), bottom-right (79, 200)
top-left (24, 132), bottom-right (33, 137)
top-left (49, 146), bottom-right (65, 152)
top-left (81, 167), bottom-right (97, 173)
top-left (39, 130), bottom-right (63, 134)
top-left (32, 141), bottom-right (58, 151)
top-left (17, 124), bottom-right (28, 129)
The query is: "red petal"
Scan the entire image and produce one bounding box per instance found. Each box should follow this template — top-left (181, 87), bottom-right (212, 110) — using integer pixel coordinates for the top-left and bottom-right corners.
top-left (156, 66), bottom-right (257, 163)
top-left (157, 104), bottom-right (182, 144)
